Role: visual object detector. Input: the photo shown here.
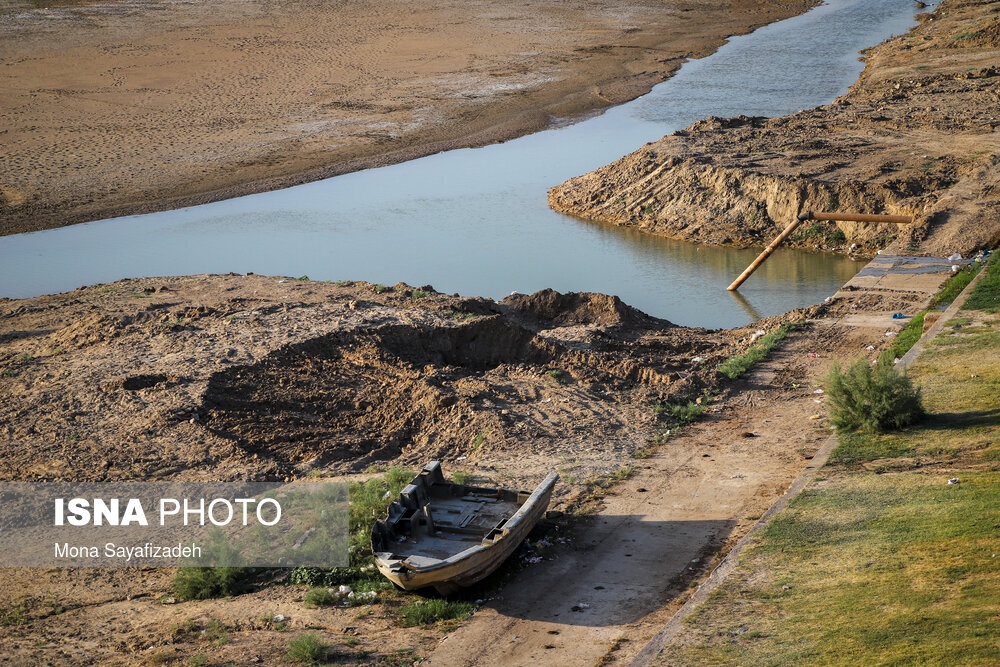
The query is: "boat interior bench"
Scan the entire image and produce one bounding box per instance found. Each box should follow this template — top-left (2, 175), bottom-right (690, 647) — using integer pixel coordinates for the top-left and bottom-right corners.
top-left (377, 462), bottom-right (525, 562)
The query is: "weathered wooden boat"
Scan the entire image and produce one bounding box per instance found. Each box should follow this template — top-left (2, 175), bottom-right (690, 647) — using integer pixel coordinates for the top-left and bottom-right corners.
top-left (371, 461), bottom-right (558, 595)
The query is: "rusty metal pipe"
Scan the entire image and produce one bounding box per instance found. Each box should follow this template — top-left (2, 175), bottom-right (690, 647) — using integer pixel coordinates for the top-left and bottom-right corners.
top-left (798, 211), bottom-right (913, 224)
top-left (726, 217), bottom-right (805, 291)
top-left (727, 210), bottom-right (914, 292)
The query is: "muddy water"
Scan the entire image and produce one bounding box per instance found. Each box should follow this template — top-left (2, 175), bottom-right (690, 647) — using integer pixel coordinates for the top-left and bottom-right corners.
top-left (0, 0), bottom-right (931, 328)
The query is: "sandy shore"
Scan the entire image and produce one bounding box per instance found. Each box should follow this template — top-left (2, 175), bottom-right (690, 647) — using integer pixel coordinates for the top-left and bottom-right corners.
top-left (0, 0), bottom-right (816, 236)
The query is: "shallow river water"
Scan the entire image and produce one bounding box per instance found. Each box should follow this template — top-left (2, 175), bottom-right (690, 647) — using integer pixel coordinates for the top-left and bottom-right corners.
top-left (0, 0), bottom-right (932, 328)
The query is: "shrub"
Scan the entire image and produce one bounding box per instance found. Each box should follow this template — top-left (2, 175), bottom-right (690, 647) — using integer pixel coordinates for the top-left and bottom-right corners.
top-left (173, 567), bottom-right (250, 600)
top-left (399, 599), bottom-right (474, 627)
top-left (824, 359), bottom-right (924, 433)
top-left (287, 632), bottom-right (327, 664)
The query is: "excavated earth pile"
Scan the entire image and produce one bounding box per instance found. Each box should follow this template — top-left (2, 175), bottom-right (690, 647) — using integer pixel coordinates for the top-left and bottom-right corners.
top-left (0, 276), bottom-right (774, 492)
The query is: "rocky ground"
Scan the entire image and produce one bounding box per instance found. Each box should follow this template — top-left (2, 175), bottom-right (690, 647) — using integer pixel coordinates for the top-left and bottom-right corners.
top-left (549, 0), bottom-right (1000, 258)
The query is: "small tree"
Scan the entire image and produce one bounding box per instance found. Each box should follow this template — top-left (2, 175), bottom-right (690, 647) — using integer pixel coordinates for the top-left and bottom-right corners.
top-left (824, 359), bottom-right (924, 432)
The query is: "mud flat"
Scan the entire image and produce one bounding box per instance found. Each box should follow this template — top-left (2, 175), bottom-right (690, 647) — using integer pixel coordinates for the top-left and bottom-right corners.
top-left (0, 0), bottom-right (816, 235)
top-left (549, 0), bottom-right (1000, 258)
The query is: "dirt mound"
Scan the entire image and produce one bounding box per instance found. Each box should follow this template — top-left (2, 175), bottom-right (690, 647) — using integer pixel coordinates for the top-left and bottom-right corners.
top-left (503, 289), bottom-right (667, 329)
top-left (198, 292), bottom-right (722, 473)
top-left (201, 318), bottom-right (559, 467)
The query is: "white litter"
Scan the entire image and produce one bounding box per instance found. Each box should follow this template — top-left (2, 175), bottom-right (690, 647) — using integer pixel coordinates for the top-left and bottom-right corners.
top-left (948, 253), bottom-right (963, 262)
top-left (814, 389), bottom-right (825, 394)
top-left (947, 478), bottom-right (960, 485)
top-left (692, 356), bottom-right (703, 362)
top-left (866, 345), bottom-right (875, 351)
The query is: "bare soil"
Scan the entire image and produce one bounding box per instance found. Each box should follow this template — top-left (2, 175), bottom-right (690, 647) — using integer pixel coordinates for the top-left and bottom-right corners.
top-left (549, 0), bottom-right (1000, 258)
top-left (0, 274), bottom-right (816, 664)
top-left (0, 0), bottom-right (816, 235)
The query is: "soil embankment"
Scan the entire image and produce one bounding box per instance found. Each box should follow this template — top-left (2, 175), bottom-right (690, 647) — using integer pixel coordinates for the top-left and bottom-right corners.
top-left (549, 0), bottom-right (1000, 258)
top-left (0, 0), bottom-right (816, 235)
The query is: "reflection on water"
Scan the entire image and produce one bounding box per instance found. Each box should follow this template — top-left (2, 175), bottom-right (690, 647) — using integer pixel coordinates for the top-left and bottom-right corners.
top-left (0, 0), bottom-right (928, 328)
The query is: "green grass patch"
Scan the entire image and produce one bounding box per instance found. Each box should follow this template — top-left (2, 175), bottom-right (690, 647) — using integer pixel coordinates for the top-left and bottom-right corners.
top-left (877, 312), bottom-right (925, 366)
top-left (929, 263), bottom-right (982, 308)
top-left (827, 430), bottom-right (915, 465)
top-left (399, 599), bottom-right (474, 627)
top-left (673, 471), bottom-right (1000, 665)
top-left (451, 470), bottom-right (472, 485)
top-left (962, 254), bottom-right (1000, 313)
top-left (286, 632), bottom-right (328, 664)
top-left (668, 308), bottom-right (1000, 665)
top-left (718, 322), bottom-right (800, 379)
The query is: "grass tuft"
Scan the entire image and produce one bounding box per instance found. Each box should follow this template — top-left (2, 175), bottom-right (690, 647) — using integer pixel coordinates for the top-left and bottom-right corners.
top-left (399, 599), bottom-right (474, 627)
top-left (286, 632), bottom-right (327, 664)
top-left (718, 322), bottom-right (799, 379)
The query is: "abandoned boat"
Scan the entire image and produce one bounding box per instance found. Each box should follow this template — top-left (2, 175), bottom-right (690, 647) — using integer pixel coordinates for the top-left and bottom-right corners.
top-left (371, 461), bottom-right (559, 595)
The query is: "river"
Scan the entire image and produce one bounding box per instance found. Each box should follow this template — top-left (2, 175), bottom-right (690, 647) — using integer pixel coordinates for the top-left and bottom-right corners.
top-left (0, 0), bottom-right (932, 328)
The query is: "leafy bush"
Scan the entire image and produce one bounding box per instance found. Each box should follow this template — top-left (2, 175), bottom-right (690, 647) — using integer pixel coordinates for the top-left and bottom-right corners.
top-left (400, 599), bottom-right (474, 627)
top-left (824, 359), bottom-right (924, 433)
top-left (173, 567), bottom-right (251, 600)
top-left (287, 632), bottom-right (327, 664)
